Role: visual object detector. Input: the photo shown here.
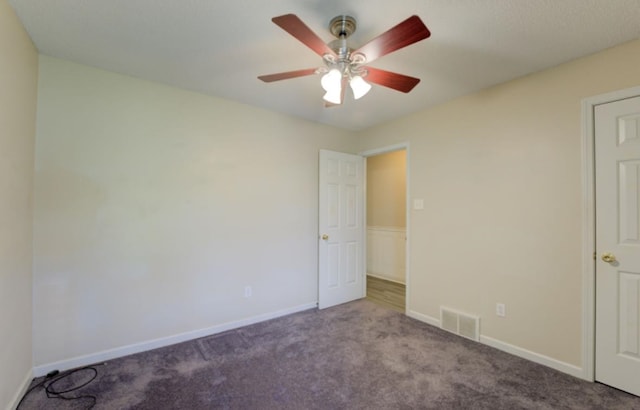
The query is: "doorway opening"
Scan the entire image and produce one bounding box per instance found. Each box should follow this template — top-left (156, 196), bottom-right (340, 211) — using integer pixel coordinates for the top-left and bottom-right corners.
top-left (363, 148), bottom-right (407, 312)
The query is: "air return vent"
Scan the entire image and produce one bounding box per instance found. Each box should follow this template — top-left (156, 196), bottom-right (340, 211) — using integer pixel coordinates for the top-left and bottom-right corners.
top-left (439, 307), bottom-right (480, 342)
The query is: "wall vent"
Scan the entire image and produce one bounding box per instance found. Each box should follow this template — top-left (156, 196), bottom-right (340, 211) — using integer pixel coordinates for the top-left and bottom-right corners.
top-left (439, 307), bottom-right (480, 342)
top-left (441, 308), bottom-right (458, 333)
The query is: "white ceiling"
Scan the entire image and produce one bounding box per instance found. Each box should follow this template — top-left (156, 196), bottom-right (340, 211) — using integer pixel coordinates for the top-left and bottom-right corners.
top-left (9, 0), bottom-right (640, 131)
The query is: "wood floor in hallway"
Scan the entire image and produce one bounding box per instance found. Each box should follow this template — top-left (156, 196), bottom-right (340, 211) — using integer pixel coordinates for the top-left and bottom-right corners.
top-left (365, 275), bottom-right (406, 313)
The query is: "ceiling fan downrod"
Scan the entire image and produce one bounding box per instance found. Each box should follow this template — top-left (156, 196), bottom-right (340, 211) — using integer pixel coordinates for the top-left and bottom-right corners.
top-left (328, 15), bottom-right (356, 60)
top-left (323, 16), bottom-right (368, 81)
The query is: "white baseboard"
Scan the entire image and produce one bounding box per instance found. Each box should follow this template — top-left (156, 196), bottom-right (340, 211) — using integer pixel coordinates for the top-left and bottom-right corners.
top-left (367, 273), bottom-right (406, 285)
top-left (407, 309), bottom-right (440, 327)
top-left (479, 335), bottom-right (585, 379)
top-left (33, 302), bottom-right (317, 377)
top-left (406, 309), bottom-right (585, 380)
top-left (7, 367), bottom-right (33, 410)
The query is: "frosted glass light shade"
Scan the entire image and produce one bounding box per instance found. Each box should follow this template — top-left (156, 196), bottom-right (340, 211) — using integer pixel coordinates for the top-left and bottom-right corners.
top-left (321, 69), bottom-right (341, 92)
top-left (349, 75), bottom-right (371, 99)
top-left (321, 68), bottom-right (342, 104)
top-left (323, 89), bottom-right (342, 104)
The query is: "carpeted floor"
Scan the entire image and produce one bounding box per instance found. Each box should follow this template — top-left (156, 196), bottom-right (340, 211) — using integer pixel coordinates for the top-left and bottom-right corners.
top-left (17, 300), bottom-right (640, 409)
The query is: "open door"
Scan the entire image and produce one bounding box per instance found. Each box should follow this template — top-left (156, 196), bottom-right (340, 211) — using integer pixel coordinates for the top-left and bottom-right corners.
top-left (318, 149), bottom-right (365, 309)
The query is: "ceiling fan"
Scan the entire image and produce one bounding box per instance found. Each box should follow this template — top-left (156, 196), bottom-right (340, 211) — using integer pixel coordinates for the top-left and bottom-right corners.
top-left (258, 14), bottom-right (431, 106)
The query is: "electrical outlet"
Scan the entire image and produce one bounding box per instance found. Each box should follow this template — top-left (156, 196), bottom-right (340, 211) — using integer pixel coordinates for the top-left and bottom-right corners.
top-left (496, 303), bottom-right (506, 317)
top-left (244, 286), bottom-right (252, 298)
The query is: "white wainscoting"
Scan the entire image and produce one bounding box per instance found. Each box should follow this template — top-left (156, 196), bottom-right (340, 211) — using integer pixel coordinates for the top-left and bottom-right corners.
top-left (367, 226), bottom-right (406, 284)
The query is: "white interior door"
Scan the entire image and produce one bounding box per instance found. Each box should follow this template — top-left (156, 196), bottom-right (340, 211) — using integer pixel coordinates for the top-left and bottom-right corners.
top-left (595, 95), bottom-right (640, 396)
top-left (318, 149), bottom-right (365, 309)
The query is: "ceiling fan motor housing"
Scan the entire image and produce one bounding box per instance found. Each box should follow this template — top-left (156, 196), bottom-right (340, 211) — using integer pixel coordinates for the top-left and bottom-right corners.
top-left (329, 15), bottom-right (356, 39)
top-left (329, 15), bottom-right (356, 59)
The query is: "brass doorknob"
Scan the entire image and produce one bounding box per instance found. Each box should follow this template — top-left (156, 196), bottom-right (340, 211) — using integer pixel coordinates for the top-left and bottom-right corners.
top-left (321, 234), bottom-right (329, 240)
top-left (601, 252), bottom-right (616, 263)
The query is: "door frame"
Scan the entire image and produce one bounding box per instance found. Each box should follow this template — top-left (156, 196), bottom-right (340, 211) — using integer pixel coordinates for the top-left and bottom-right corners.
top-left (360, 142), bottom-right (410, 313)
top-left (581, 85), bottom-right (640, 382)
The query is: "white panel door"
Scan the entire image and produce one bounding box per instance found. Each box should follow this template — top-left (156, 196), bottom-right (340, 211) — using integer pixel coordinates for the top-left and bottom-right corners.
top-left (318, 149), bottom-right (364, 309)
top-left (595, 95), bottom-right (640, 396)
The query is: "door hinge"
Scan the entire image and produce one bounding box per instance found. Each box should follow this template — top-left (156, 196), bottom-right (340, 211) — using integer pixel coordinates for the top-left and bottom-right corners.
top-left (593, 251), bottom-right (597, 261)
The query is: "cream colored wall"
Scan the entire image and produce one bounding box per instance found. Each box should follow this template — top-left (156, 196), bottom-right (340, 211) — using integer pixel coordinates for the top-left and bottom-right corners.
top-left (366, 150), bottom-right (406, 228)
top-left (33, 56), bottom-right (359, 366)
top-left (0, 0), bottom-right (38, 407)
top-left (358, 39), bottom-right (640, 367)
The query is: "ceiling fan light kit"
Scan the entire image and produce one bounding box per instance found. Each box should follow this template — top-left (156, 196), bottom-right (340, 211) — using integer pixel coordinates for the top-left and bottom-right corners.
top-left (349, 75), bottom-right (372, 100)
top-left (319, 16), bottom-right (372, 104)
top-left (320, 68), bottom-right (343, 104)
top-left (258, 13), bottom-right (431, 106)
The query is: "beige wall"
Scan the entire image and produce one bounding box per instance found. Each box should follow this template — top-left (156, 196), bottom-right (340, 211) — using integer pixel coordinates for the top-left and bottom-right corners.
top-left (359, 39), bottom-right (640, 368)
top-left (366, 150), bottom-right (406, 227)
top-left (33, 56), bottom-right (359, 366)
top-left (0, 0), bottom-right (38, 407)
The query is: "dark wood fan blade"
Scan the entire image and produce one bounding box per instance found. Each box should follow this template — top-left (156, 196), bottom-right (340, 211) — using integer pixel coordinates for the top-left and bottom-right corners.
top-left (352, 15), bottom-right (430, 63)
top-left (272, 14), bottom-right (337, 58)
top-left (258, 68), bottom-right (317, 83)
top-left (365, 67), bottom-right (420, 93)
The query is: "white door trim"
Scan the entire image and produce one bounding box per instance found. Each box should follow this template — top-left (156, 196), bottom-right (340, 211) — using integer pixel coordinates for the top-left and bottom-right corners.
top-left (581, 85), bottom-right (640, 381)
top-left (360, 142), bottom-right (410, 314)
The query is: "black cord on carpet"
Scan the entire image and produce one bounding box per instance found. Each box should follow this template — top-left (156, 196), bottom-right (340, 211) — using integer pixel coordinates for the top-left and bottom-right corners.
top-left (16, 365), bottom-right (101, 409)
